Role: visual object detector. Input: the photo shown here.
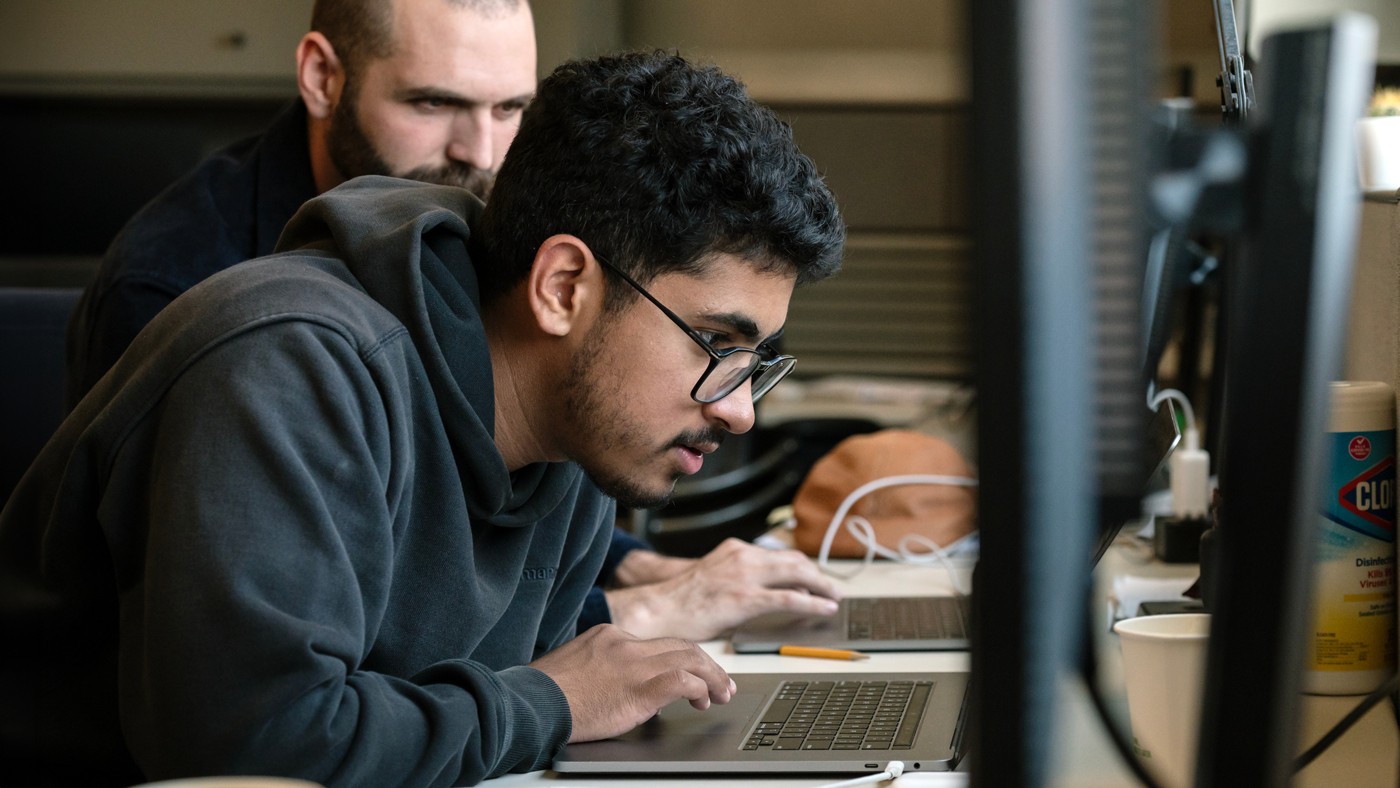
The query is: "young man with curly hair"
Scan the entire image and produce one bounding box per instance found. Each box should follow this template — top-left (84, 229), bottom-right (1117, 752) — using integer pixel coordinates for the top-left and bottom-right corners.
top-left (1, 50), bottom-right (844, 787)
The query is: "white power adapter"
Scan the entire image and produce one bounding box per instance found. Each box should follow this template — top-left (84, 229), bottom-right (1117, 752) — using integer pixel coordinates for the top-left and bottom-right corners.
top-left (1149, 388), bottom-right (1212, 562)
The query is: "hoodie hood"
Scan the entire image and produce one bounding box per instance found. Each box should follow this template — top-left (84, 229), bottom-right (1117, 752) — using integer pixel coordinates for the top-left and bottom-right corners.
top-left (275, 175), bottom-right (568, 526)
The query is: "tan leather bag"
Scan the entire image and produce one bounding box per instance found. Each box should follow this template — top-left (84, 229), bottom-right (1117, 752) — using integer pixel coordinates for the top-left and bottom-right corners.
top-left (791, 429), bottom-right (978, 558)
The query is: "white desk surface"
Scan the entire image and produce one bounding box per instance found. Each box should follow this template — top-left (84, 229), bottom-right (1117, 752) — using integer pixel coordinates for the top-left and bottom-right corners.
top-left (1087, 539), bottom-right (1400, 788)
top-left (483, 545), bottom-right (1400, 788)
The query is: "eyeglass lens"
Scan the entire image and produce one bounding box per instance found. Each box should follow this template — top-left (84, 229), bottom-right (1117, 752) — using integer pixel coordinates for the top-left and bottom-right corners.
top-left (695, 352), bottom-right (795, 403)
top-left (591, 252), bottom-right (796, 405)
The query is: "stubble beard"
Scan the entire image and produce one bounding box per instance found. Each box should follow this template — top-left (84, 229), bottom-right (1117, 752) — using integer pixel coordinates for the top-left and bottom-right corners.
top-left (325, 85), bottom-right (496, 201)
top-left (561, 337), bottom-right (682, 510)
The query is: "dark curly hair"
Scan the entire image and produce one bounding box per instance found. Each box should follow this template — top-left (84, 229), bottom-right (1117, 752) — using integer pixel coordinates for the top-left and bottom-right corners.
top-left (476, 50), bottom-right (845, 307)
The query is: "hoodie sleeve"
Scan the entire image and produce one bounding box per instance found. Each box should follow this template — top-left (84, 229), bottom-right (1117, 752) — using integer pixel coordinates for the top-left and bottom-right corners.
top-left (536, 488), bottom-right (616, 649)
top-left (103, 318), bottom-right (569, 787)
top-left (572, 526), bottom-right (649, 632)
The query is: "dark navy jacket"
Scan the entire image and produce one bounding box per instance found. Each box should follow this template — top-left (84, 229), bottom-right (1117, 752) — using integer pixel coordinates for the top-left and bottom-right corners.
top-left (67, 101), bottom-right (318, 407)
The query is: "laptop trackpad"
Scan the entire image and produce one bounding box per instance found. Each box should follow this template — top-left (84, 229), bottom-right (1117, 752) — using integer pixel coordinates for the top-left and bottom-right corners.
top-left (731, 610), bottom-right (842, 652)
top-left (619, 688), bottom-right (768, 741)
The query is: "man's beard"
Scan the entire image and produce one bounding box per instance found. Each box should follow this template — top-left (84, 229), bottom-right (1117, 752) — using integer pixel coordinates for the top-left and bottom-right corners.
top-left (560, 328), bottom-right (725, 510)
top-left (326, 88), bottom-right (495, 200)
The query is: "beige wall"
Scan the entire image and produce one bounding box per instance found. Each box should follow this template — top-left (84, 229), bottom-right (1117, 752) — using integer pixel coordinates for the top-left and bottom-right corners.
top-left (530, 0), bottom-right (624, 76)
top-left (0, 1), bottom-right (1242, 107)
top-left (1247, 0), bottom-right (1400, 64)
top-left (538, 0), bottom-right (968, 105)
top-left (0, 0), bottom-right (311, 94)
top-left (622, 0), bottom-right (961, 51)
top-left (1345, 201), bottom-right (1400, 396)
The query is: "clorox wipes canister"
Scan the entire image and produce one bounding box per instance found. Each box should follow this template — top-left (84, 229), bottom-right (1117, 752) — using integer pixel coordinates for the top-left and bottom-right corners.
top-left (1307, 381), bottom-right (1397, 695)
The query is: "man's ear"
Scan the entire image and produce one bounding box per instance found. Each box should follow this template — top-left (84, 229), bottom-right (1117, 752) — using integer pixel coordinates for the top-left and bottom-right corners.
top-left (296, 32), bottom-right (344, 120)
top-left (528, 235), bottom-right (604, 338)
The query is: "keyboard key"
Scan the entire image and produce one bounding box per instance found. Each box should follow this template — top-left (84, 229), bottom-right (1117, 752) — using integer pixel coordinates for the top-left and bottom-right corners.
top-left (760, 698), bottom-right (797, 724)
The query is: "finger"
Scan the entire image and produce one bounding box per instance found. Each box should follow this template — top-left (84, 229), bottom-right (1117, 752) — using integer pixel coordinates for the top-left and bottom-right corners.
top-left (693, 670), bottom-right (737, 709)
top-left (644, 665), bottom-right (729, 712)
top-left (764, 587), bottom-right (842, 617)
top-left (674, 671), bottom-right (711, 710)
top-left (748, 554), bottom-right (844, 599)
top-left (784, 565), bottom-right (845, 599)
top-left (661, 644), bottom-right (734, 704)
top-left (690, 651), bottom-right (735, 704)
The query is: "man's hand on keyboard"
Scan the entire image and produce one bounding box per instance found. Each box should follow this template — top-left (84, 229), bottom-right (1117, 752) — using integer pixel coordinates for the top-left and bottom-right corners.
top-left (531, 623), bottom-right (736, 743)
top-left (604, 538), bottom-right (842, 640)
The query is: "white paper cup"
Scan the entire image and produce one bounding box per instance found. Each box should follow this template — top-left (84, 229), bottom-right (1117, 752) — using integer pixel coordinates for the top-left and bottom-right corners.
top-left (1113, 613), bottom-right (1211, 788)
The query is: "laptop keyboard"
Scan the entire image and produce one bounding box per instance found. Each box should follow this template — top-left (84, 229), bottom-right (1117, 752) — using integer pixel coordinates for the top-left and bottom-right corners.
top-left (846, 596), bottom-right (966, 641)
top-left (743, 679), bottom-right (933, 752)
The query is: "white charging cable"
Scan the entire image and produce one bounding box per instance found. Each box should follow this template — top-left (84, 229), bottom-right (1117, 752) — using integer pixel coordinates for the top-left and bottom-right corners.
top-left (1147, 387), bottom-right (1210, 518)
top-left (815, 474), bottom-right (979, 595)
top-left (815, 759), bottom-right (905, 788)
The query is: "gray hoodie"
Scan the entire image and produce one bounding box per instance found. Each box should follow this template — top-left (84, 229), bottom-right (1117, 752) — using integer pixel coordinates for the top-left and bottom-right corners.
top-left (0, 176), bottom-right (614, 787)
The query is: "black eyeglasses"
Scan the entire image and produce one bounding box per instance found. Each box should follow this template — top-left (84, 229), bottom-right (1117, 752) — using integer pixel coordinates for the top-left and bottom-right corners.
top-left (594, 255), bottom-right (796, 404)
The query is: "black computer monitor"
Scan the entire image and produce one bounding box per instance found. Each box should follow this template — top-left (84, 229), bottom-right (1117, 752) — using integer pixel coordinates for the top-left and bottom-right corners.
top-left (964, 0), bottom-right (1152, 783)
top-left (1195, 15), bottom-right (1377, 787)
top-left (965, 2), bottom-right (1375, 785)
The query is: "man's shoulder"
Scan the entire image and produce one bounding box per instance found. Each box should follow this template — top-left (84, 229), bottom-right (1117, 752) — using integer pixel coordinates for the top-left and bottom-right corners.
top-left (180, 252), bottom-right (403, 343)
top-left (97, 101), bottom-right (312, 292)
top-left (97, 137), bottom-right (266, 289)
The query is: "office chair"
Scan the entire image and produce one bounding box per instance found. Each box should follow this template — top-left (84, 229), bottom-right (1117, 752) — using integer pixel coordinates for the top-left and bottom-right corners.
top-left (634, 417), bottom-right (883, 557)
top-left (0, 287), bottom-right (82, 508)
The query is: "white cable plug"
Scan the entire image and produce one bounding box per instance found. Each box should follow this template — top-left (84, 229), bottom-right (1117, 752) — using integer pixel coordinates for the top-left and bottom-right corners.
top-left (815, 760), bottom-right (906, 788)
top-left (1148, 388), bottom-right (1210, 518)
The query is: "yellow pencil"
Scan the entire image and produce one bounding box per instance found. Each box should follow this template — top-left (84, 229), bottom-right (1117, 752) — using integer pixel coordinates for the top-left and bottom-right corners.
top-left (777, 645), bottom-right (870, 661)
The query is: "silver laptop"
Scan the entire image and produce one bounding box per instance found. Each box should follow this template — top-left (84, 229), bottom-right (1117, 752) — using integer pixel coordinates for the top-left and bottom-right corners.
top-left (552, 671), bottom-right (968, 774)
top-left (730, 595), bottom-right (971, 653)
